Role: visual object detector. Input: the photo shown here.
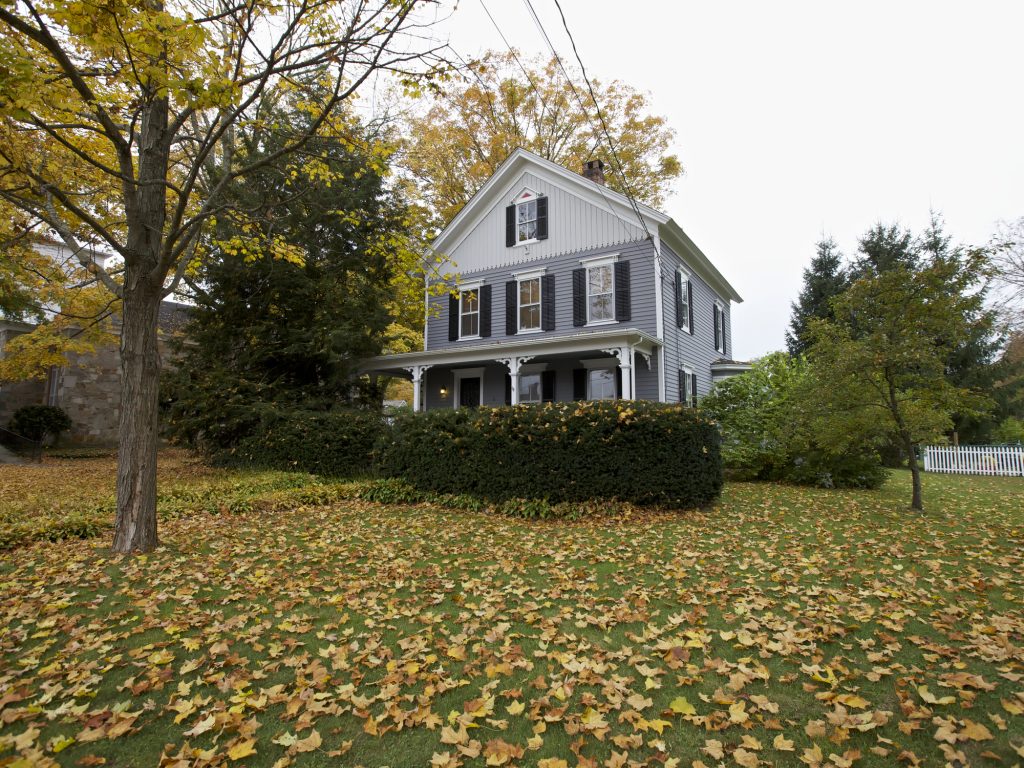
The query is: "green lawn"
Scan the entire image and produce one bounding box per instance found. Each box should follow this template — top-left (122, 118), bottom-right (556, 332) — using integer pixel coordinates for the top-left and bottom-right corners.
top-left (0, 461), bottom-right (1021, 767)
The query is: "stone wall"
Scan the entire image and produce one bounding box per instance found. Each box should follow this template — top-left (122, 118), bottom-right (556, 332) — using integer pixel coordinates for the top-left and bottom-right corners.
top-left (55, 343), bottom-right (122, 444)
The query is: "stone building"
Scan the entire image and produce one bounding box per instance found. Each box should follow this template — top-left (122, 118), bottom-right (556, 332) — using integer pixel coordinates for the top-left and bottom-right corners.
top-left (0, 301), bottom-right (190, 445)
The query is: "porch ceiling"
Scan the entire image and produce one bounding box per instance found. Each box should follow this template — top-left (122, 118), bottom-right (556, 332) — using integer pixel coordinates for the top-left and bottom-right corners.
top-left (363, 327), bottom-right (660, 377)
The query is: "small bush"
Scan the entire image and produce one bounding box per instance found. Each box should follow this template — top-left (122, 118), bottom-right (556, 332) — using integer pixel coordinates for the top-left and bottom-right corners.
top-left (992, 416), bottom-right (1024, 445)
top-left (9, 405), bottom-right (72, 443)
top-left (377, 401), bottom-right (722, 508)
top-left (214, 408), bottom-right (386, 477)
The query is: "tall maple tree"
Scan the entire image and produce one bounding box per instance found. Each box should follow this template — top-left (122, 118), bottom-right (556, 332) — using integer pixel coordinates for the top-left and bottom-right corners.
top-left (0, 0), bottom-right (446, 552)
top-left (404, 50), bottom-right (682, 227)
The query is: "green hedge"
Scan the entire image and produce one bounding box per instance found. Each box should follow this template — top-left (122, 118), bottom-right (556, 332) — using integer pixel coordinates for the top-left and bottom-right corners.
top-left (376, 401), bottom-right (722, 507)
top-left (214, 409), bottom-right (385, 477)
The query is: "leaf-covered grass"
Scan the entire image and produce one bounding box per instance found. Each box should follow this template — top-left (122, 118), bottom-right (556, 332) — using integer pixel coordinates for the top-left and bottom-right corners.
top-left (0, 450), bottom-right (358, 550)
top-left (0, 460), bottom-right (1021, 767)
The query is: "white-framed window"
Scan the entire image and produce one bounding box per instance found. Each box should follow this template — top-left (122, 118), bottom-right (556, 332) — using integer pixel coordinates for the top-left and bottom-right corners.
top-left (514, 189), bottom-right (539, 244)
top-left (460, 288), bottom-right (480, 339)
top-left (588, 368), bottom-right (616, 400)
top-left (518, 276), bottom-right (541, 331)
top-left (678, 268), bottom-right (691, 333)
top-left (680, 366), bottom-right (697, 408)
top-left (587, 263), bottom-right (614, 322)
top-left (519, 373), bottom-right (543, 403)
top-left (713, 302), bottom-right (726, 354)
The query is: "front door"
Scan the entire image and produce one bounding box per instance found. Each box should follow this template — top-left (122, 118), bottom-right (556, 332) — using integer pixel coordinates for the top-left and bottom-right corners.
top-left (459, 377), bottom-right (481, 408)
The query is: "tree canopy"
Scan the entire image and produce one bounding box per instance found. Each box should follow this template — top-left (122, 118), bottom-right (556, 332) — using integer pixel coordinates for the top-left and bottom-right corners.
top-left (403, 50), bottom-right (682, 227)
top-left (0, 0), bottom-right (446, 552)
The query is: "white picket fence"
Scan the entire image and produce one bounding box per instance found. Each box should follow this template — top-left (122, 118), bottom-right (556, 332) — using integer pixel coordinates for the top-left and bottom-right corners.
top-left (922, 444), bottom-right (1024, 477)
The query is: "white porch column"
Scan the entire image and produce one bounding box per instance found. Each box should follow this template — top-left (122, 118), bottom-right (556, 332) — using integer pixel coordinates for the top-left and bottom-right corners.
top-left (496, 356), bottom-right (532, 405)
top-left (403, 365), bottom-right (432, 412)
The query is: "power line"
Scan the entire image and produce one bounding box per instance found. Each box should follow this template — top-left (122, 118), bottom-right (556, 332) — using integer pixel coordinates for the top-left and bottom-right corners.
top-left (522, 0), bottom-right (653, 241)
top-left (476, 0), bottom-right (637, 243)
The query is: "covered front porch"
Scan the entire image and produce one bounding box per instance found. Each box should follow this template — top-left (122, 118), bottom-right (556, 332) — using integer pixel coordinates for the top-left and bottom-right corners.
top-left (364, 329), bottom-right (661, 411)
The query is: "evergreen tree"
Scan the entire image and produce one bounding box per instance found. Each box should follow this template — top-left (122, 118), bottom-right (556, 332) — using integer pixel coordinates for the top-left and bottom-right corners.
top-left (786, 238), bottom-right (848, 356)
top-left (849, 223), bottom-right (918, 279)
top-left (164, 103), bottom-right (408, 450)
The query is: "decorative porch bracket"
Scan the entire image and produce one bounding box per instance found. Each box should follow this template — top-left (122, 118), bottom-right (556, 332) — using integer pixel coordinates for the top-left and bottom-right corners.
top-left (601, 345), bottom-right (635, 400)
top-left (402, 364), bottom-right (433, 412)
top-left (495, 355), bottom-right (534, 405)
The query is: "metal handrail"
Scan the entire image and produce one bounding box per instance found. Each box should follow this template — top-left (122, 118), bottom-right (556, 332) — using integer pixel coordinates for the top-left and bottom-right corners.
top-left (0, 426), bottom-right (43, 463)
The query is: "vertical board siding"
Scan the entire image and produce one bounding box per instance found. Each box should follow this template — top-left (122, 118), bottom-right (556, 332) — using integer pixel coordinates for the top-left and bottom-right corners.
top-left (445, 170), bottom-right (646, 274)
top-left (923, 445), bottom-right (1024, 477)
top-left (427, 240), bottom-right (659, 351)
top-left (659, 242), bottom-right (732, 403)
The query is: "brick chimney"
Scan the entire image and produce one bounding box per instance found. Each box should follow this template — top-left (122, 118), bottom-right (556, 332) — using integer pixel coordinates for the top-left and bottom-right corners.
top-left (582, 159), bottom-right (606, 186)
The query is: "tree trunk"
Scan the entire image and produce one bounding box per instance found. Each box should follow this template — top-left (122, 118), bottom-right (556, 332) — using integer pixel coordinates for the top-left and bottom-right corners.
top-left (112, 280), bottom-right (162, 553)
top-left (905, 437), bottom-right (923, 511)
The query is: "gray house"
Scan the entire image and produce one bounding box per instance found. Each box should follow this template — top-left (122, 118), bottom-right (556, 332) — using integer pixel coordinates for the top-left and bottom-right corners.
top-left (366, 149), bottom-right (747, 410)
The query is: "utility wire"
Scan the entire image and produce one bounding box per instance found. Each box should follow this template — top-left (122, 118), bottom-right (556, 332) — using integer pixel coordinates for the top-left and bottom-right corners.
top-left (522, 0), bottom-right (653, 241)
top-left (478, 0), bottom-right (637, 243)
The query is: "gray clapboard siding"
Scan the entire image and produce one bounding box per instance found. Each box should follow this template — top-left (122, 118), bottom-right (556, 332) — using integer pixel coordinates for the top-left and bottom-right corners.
top-left (427, 239), bottom-right (659, 351)
top-left (443, 170), bottom-right (647, 274)
top-left (660, 242), bottom-right (732, 401)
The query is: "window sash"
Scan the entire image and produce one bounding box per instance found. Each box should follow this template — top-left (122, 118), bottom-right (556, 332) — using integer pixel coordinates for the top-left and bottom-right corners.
top-left (517, 200), bottom-right (538, 242)
top-left (519, 373), bottom-right (542, 403)
top-left (587, 264), bottom-right (614, 322)
top-left (460, 290), bottom-right (479, 337)
top-left (588, 368), bottom-right (616, 400)
top-left (680, 274), bottom-right (690, 331)
top-left (518, 277), bottom-right (541, 330)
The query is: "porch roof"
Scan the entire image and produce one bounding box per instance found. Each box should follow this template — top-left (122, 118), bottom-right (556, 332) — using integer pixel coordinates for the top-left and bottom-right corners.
top-left (363, 327), bottom-right (660, 376)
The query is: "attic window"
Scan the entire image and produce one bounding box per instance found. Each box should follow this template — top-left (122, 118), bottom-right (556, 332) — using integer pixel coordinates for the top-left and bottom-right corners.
top-left (505, 190), bottom-right (548, 247)
top-left (516, 190), bottom-right (538, 243)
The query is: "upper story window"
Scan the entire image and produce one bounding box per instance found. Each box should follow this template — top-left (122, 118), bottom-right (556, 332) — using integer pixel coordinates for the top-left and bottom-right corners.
top-left (572, 254), bottom-right (629, 328)
top-left (676, 268), bottom-right (692, 333)
top-left (588, 263), bottom-right (614, 322)
top-left (517, 199), bottom-right (538, 243)
top-left (505, 189), bottom-right (548, 247)
top-left (713, 302), bottom-right (726, 354)
top-left (519, 277), bottom-right (541, 331)
top-left (460, 289), bottom-right (480, 339)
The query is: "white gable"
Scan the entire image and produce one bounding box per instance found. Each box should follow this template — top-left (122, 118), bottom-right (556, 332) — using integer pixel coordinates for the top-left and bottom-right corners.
top-left (443, 170), bottom-right (646, 273)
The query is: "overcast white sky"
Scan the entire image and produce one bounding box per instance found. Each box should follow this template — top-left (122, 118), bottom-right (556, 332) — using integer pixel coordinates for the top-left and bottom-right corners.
top-left (432, 0), bottom-right (1024, 360)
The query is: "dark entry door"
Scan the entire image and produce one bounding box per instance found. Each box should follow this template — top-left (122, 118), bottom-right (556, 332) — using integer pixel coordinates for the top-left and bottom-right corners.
top-left (459, 377), bottom-right (481, 408)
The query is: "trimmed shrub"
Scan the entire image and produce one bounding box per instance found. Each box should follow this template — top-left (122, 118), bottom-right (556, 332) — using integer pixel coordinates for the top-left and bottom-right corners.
top-left (9, 405), bottom-right (72, 443)
top-left (214, 408), bottom-right (386, 477)
top-left (376, 401), bottom-right (722, 508)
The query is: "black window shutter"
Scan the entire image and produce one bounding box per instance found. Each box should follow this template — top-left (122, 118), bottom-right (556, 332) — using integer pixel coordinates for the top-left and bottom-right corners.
top-left (674, 271), bottom-right (683, 328)
top-left (572, 368), bottom-right (587, 400)
top-left (713, 305), bottom-right (720, 351)
top-left (505, 204), bottom-right (515, 247)
top-left (541, 274), bottom-right (555, 331)
top-left (504, 373), bottom-right (512, 406)
top-left (479, 284), bottom-right (492, 338)
top-left (614, 260), bottom-right (631, 321)
top-left (536, 196), bottom-right (548, 240)
top-left (505, 280), bottom-right (517, 335)
top-left (448, 293), bottom-right (459, 341)
top-left (678, 369), bottom-right (685, 403)
top-left (541, 370), bottom-right (555, 402)
top-left (572, 268), bottom-right (586, 327)
top-left (691, 372), bottom-right (698, 407)
top-left (687, 282), bottom-right (694, 335)
top-left (721, 308), bottom-right (727, 356)
top-left (615, 367), bottom-right (623, 399)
